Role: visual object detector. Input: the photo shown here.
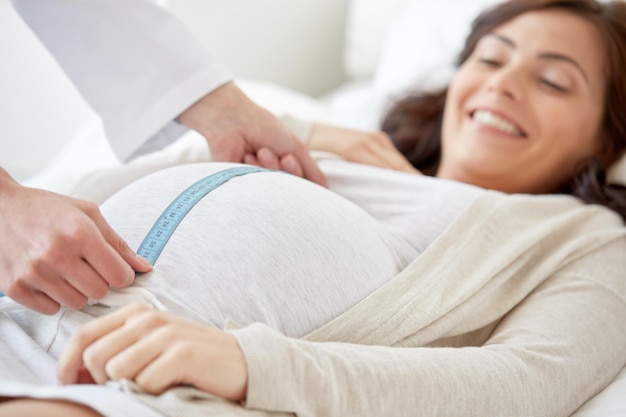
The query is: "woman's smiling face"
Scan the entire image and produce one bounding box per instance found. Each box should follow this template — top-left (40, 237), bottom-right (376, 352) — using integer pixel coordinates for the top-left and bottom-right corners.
top-left (438, 8), bottom-right (607, 194)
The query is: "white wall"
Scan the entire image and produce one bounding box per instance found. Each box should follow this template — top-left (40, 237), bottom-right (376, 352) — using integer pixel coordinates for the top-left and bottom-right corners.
top-left (0, 0), bottom-right (94, 182)
top-left (167, 0), bottom-right (349, 97)
top-left (0, 0), bottom-right (349, 182)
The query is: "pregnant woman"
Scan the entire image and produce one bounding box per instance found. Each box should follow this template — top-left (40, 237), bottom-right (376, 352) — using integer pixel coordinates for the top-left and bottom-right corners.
top-left (2, 0), bottom-right (626, 416)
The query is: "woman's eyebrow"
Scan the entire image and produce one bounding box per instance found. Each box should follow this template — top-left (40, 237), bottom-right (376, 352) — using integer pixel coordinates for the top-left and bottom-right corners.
top-left (488, 33), bottom-right (589, 84)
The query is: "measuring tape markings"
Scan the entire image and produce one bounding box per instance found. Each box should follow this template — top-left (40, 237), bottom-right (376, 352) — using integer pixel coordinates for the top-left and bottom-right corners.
top-left (0, 166), bottom-right (271, 299)
top-left (136, 165), bottom-right (271, 265)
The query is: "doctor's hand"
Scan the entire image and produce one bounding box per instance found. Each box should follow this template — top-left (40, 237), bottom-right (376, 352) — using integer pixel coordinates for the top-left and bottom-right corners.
top-left (0, 169), bottom-right (152, 314)
top-left (58, 303), bottom-right (248, 401)
top-left (178, 82), bottom-right (327, 187)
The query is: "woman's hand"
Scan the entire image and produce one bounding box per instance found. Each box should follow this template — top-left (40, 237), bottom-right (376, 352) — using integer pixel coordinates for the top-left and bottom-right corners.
top-left (308, 123), bottom-right (420, 174)
top-left (57, 303), bottom-right (248, 402)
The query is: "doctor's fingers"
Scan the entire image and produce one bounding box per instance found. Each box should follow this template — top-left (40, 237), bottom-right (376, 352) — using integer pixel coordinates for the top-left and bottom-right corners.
top-left (32, 196), bottom-right (147, 291)
top-left (34, 260), bottom-right (101, 309)
top-left (82, 202), bottom-right (152, 287)
top-left (244, 149), bottom-right (305, 179)
top-left (288, 141), bottom-right (327, 186)
top-left (4, 270), bottom-right (86, 315)
top-left (252, 122), bottom-right (325, 185)
top-left (251, 148), bottom-right (306, 178)
top-left (0, 227), bottom-right (114, 314)
top-left (256, 147), bottom-right (281, 170)
top-left (279, 154), bottom-right (305, 178)
top-left (10, 245), bottom-right (117, 314)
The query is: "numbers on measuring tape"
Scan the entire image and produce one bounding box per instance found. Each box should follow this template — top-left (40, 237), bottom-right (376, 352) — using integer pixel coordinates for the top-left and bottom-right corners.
top-left (135, 166), bottom-right (271, 266)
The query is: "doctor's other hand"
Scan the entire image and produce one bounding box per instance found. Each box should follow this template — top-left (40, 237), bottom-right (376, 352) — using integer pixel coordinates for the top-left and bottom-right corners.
top-left (58, 303), bottom-right (248, 402)
top-left (178, 81), bottom-right (327, 187)
top-left (0, 169), bottom-right (152, 314)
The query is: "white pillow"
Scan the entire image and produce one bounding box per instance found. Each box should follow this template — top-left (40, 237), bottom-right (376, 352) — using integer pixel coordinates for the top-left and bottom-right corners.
top-left (372, 0), bottom-right (500, 96)
top-left (343, 0), bottom-right (410, 80)
top-left (371, 0), bottom-right (622, 96)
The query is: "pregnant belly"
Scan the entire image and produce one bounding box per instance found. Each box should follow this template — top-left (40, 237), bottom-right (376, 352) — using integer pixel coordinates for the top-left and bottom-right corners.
top-left (100, 162), bottom-right (411, 337)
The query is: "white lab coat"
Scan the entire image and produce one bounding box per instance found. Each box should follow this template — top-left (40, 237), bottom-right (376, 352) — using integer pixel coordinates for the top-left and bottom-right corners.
top-left (10, 0), bottom-right (233, 161)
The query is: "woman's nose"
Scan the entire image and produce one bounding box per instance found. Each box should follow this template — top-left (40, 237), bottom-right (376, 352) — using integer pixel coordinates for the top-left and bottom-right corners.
top-left (485, 65), bottom-right (525, 101)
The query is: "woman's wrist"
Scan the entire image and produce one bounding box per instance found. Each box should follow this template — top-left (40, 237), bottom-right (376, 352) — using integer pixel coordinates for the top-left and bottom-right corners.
top-left (221, 332), bottom-right (249, 402)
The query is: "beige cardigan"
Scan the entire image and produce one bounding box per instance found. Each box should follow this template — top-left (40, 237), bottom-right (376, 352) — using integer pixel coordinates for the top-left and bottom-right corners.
top-left (118, 183), bottom-right (626, 417)
top-left (230, 191), bottom-right (626, 417)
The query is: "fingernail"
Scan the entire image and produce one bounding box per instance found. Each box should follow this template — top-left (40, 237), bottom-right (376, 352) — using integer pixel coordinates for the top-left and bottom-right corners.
top-left (137, 255), bottom-right (153, 270)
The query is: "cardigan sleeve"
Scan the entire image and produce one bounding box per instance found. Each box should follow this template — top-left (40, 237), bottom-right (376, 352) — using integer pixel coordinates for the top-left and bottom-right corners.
top-left (10, 0), bottom-right (232, 161)
top-left (231, 240), bottom-right (626, 417)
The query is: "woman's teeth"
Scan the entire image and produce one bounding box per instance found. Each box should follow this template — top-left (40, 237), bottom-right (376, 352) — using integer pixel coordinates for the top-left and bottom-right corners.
top-left (472, 110), bottom-right (523, 137)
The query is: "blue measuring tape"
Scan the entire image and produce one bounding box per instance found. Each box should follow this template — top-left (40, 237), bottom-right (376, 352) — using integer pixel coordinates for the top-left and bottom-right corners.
top-left (136, 165), bottom-right (270, 265)
top-left (0, 166), bottom-right (270, 299)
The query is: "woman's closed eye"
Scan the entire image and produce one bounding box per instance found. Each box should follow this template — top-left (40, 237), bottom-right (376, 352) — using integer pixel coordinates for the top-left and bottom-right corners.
top-left (540, 78), bottom-right (569, 93)
top-left (538, 68), bottom-right (573, 93)
top-left (478, 57), bottom-right (503, 67)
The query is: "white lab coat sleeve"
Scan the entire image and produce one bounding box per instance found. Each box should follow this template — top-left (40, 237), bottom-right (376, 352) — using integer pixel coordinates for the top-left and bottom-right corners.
top-left (11, 0), bottom-right (233, 161)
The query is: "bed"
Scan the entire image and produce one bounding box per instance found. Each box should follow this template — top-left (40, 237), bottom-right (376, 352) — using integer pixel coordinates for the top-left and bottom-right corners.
top-left (5, 0), bottom-right (626, 415)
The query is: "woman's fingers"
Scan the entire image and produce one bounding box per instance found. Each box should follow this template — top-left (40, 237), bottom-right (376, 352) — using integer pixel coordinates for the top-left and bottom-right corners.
top-left (307, 122), bottom-right (417, 173)
top-left (133, 326), bottom-right (248, 400)
top-left (81, 319), bottom-right (151, 385)
top-left (372, 144), bottom-right (419, 173)
top-left (94, 311), bottom-right (196, 384)
top-left (57, 303), bottom-right (152, 384)
top-left (131, 327), bottom-right (210, 395)
top-left (103, 328), bottom-right (173, 387)
top-left (58, 304), bottom-right (248, 401)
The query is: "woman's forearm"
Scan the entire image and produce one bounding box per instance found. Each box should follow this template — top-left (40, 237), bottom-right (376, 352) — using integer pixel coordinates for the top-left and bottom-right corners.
top-left (233, 275), bottom-right (626, 417)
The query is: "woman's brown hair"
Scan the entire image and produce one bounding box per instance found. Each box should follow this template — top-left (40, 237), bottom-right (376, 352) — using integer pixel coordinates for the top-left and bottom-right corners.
top-left (381, 0), bottom-right (626, 220)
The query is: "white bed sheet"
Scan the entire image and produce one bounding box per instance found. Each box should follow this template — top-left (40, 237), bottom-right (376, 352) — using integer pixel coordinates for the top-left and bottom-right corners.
top-left (23, 79), bottom-right (626, 417)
